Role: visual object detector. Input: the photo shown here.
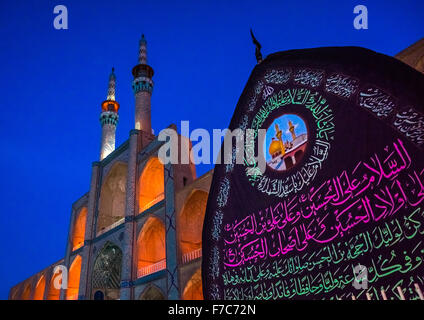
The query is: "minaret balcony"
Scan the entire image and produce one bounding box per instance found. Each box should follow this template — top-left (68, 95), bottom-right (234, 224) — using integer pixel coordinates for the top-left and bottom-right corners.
top-left (99, 111), bottom-right (119, 126)
top-left (132, 77), bottom-right (154, 94)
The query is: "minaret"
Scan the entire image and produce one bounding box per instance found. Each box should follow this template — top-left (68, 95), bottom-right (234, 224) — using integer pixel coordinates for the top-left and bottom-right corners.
top-left (274, 123), bottom-right (285, 155)
top-left (132, 34), bottom-right (154, 133)
top-left (99, 68), bottom-right (120, 160)
top-left (288, 120), bottom-right (296, 141)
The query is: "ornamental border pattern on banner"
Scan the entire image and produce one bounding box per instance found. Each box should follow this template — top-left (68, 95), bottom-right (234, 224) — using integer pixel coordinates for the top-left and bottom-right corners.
top-left (206, 64), bottom-right (424, 300)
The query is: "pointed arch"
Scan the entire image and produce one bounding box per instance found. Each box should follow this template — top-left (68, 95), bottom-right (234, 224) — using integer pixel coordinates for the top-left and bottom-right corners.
top-left (66, 255), bottom-right (82, 300)
top-left (91, 242), bottom-right (122, 300)
top-left (138, 157), bottom-right (164, 213)
top-left (97, 163), bottom-right (127, 234)
top-left (33, 275), bottom-right (46, 300)
top-left (47, 270), bottom-right (62, 300)
top-left (136, 217), bottom-right (166, 277)
top-left (72, 207), bottom-right (87, 250)
top-left (139, 285), bottom-right (165, 300)
top-left (182, 268), bottom-right (203, 300)
top-left (178, 190), bottom-right (208, 262)
top-left (21, 283), bottom-right (31, 300)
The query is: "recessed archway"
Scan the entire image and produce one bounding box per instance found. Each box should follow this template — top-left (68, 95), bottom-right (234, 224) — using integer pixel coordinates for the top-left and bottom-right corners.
top-left (91, 242), bottom-right (122, 300)
top-left (94, 290), bottom-right (104, 300)
top-left (178, 190), bottom-right (208, 262)
top-left (66, 255), bottom-right (82, 300)
top-left (139, 157), bottom-right (164, 213)
top-left (284, 156), bottom-right (294, 169)
top-left (72, 207), bottom-right (87, 250)
top-left (97, 163), bottom-right (127, 234)
top-left (136, 217), bottom-right (166, 277)
top-left (47, 270), bottom-right (62, 300)
top-left (139, 285), bottom-right (165, 300)
top-left (21, 283), bottom-right (31, 300)
top-left (33, 275), bottom-right (45, 300)
top-left (182, 268), bottom-right (203, 300)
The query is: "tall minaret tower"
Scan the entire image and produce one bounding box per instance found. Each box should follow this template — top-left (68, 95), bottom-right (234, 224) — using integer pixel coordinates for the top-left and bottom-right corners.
top-left (99, 68), bottom-right (120, 160)
top-left (132, 34), bottom-right (154, 133)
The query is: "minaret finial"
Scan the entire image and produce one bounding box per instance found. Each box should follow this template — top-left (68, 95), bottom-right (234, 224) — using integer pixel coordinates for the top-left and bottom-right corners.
top-left (250, 28), bottom-right (263, 64)
top-left (107, 67), bottom-right (116, 101)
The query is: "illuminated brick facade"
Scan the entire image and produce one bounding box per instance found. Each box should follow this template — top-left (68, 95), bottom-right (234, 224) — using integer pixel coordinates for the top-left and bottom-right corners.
top-left (9, 35), bottom-right (211, 300)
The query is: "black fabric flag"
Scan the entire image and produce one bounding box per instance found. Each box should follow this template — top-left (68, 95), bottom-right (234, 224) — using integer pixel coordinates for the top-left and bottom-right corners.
top-left (202, 47), bottom-right (424, 300)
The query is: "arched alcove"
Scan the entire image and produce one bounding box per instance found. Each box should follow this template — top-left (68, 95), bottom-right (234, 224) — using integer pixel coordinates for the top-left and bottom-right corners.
top-left (94, 290), bottom-right (104, 300)
top-left (139, 285), bottom-right (165, 300)
top-left (136, 217), bottom-right (166, 277)
top-left (72, 207), bottom-right (87, 250)
top-left (182, 268), bottom-right (203, 300)
top-left (178, 190), bottom-right (208, 262)
top-left (284, 156), bottom-right (294, 169)
top-left (66, 255), bottom-right (82, 300)
top-left (97, 163), bottom-right (127, 234)
top-left (139, 157), bottom-right (164, 213)
top-left (91, 242), bottom-right (122, 300)
top-left (21, 283), bottom-right (31, 300)
top-left (33, 275), bottom-right (45, 300)
top-left (47, 270), bottom-right (62, 300)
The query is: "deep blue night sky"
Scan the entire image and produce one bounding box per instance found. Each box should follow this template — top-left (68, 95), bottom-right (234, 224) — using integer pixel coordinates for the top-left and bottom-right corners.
top-left (0, 0), bottom-right (423, 299)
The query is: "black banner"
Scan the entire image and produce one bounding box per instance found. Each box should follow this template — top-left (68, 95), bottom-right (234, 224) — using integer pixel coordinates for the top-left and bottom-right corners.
top-left (202, 46), bottom-right (424, 300)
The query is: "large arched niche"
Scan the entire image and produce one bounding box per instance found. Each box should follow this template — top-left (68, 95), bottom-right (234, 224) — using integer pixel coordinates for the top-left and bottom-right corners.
top-left (97, 163), bottom-right (127, 234)
top-left (139, 285), bottom-right (166, 300)
top-left (21, 283), bottom-right (31, 300)
top-left (178, 190), bottom-right (208, 260)
top-left (33, 275), bottom-right (45, 300)
top-left (47, 270), bottom-right (62, 300)
top-left (72, 207), bottom-right (87, 250)
top-left (136, 216), bottom-right (166, 277)
top-left (182, 268), bottom-right (203, 300)
top-left (66, 255), bottom-right (82, 300)
top-left (138, 157), bottom-right (164, 213)
top-left (91, 242), bottom-right (122, 300)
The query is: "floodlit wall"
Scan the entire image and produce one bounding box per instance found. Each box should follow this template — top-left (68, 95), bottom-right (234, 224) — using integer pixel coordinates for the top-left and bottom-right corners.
top-left (138, 157), bottom-right (164, 213)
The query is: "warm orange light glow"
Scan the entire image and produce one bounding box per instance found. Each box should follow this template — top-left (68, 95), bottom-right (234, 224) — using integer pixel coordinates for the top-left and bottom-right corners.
top-left (182, 268), bottom-right (203, 300)
top-left (47, 271), bottom-right (62, 300)
top-left (21, 283), bottom-right (31, 300)
top-left (97, 163), bottom-right (127, 234)
top-left (33, 275), bottom-right (45, 300)
top-left (139, 157), bottom-right (164, 213)
top-left (72, 207), bottom-right (87, 251)
top-left (101, 100), bottom-right (120, 112)
top-left (10, 288), bottom-right (19, 300)
top-left (66, 255), bottom-right (82, 300)
top-left (178, 190), bottom-right (208, 258)
top-left (137, 217), bottom-right (166, 272)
